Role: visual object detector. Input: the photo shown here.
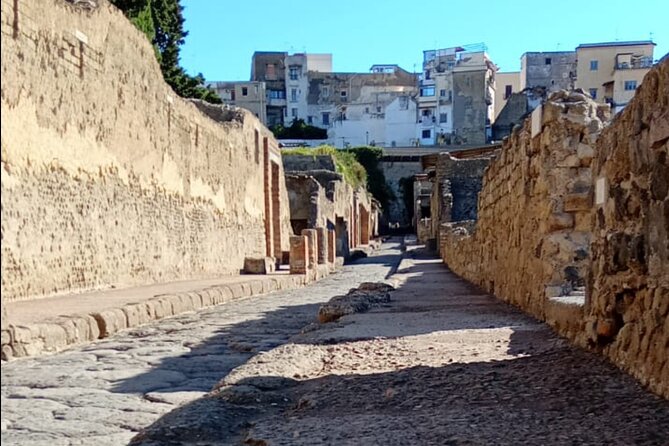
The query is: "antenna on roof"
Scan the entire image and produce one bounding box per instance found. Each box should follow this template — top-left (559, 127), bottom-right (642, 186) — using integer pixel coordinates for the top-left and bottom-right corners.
top-left (649, 31), bottom-right (654, 42)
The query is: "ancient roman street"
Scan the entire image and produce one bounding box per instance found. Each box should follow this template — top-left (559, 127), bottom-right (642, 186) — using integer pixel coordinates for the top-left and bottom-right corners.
top-left (2, 0), bottom-right (669, 444)
top-left (2, 241), bottom-right (668, 445)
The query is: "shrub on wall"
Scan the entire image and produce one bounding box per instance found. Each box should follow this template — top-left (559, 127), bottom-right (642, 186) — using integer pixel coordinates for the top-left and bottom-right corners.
top-left (271, 119), bottom-right (328, 140)
top-left (282, 146), bottom-right (367, 189)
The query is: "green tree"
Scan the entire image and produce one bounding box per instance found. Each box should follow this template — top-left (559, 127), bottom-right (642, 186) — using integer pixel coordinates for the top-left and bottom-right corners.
top-left (345, 146), bottom-right (395, 211)
top-left (110, 0), bottom-right (221, 103)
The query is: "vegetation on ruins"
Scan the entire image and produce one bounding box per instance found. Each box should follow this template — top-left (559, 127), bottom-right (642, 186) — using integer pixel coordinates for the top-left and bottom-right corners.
top-left (344, 146), bottom-right (395, 211)
top-left (271, 119), bottom-right (328, 140)
top-left (110, 0), bottom-right (221, 103)
top-left (282, 146), bottom-right (394, 210)
top-left (282, 146), bottom-right (367, 189)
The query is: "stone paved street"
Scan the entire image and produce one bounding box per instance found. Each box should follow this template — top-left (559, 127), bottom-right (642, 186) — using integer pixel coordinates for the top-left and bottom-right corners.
top-left (0, 242), bottom-right (402, 445)
top-left (132, 246), bottom-right (669, 446)
top-left (3, 241), bottom-right (669, 445)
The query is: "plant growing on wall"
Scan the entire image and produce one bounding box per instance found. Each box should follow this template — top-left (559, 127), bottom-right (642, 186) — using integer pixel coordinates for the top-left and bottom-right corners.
top-left (110, 0), bottom-right (221, 104)
top-left (345, 146), bottom-right (395, 212)
top-left (282, 146), bottom-right (367, 189)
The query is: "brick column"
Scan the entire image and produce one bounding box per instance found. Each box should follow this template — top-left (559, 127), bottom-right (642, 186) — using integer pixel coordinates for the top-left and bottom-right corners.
top-left (360, 205), bottom-right (370, 245)
top-left (327, 229), bottom-right (336, 264)
top-left (289, 235), bottom-right (308, 274)
top-left (301, 229), bottom-right (318, 269)
top-left (315, 227), bottom-right (328, 265)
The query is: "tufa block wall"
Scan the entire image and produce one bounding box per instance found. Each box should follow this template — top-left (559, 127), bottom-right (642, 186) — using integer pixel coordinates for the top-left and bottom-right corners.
top-left (587, 58), bottom-right (669, 398)
top-left (1, 0), bottom-right (291, 301)
top-left (440, 91), bottom-right (607, 323)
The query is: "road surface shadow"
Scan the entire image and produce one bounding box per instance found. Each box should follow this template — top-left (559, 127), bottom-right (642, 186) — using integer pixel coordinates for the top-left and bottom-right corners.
top-left (129, 349), bottom-right (669, 445)
top-left (115, 245), bottom-right (669, 445)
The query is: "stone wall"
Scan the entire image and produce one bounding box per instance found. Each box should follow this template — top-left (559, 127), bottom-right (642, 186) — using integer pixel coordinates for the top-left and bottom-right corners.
top-left (282, 155), bottom-right (336, 173)
top-left (380, 156), bottom-right (423, 227)
top-left (425, 154), bottom-right (491, 244)
top-left (440, 60), bottom-right (669, 399)
top-left (586, 58), bottom-right (669, 398)
top-left (1, 0), bottom-right (292, 302)
top-left (283, 155), bottom-right (377, 257)
top-left (440, 90), bottom-right (606, 322)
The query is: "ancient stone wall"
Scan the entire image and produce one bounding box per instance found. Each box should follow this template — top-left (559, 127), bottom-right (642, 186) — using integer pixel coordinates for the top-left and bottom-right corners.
top-left (283, 155), bottom-right (376, 256)
top-left (586, 58), bottom-right (669, 398)
top-left (440, 91), bottom-right (606, 321)
top-left (282, 155), bottom-right (336, 173)
top-left (379, 157), bottom-right (423, 227)
top-left (440, 60), bottom-right (669, 398)
top-left (430, 154), bottom-right (491, 233)
top-left (1, 0), bottom-right (292, 301)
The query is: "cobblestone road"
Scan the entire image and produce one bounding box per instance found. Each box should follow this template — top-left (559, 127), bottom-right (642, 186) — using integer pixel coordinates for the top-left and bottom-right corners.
top-left (3, 242), bottom-right (669, 445)
top-left (1, 242), bottom-right (402, 445)
top-left (134, 247), bottom-right (669, 446)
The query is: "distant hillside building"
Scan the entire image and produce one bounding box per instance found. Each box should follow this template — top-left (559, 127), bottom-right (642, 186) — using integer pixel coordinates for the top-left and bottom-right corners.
top-left (520, 51), bottom-right (576, 92)
top-left (207, 81), bottom-right (267, 124)
top-left (417, 44), bottom-right (496, 146)
top-left (575, 41), bottom-right (655, 113)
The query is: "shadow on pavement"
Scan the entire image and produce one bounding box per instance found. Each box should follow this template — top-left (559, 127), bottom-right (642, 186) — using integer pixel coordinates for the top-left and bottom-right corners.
top-left (117, 245), bottom-right (669, 445)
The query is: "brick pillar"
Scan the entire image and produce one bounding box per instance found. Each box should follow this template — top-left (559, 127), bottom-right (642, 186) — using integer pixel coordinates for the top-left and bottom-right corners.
top-left (315, 227), bottom-right (328, 265)
top-left (301, 229), bottom-right (318, 268)
top-left (289, 235), bottom-right (308, 274)
top-left (360, 205), bottom-right (370, 245)
top-left (327, 229), bottom-right (336, 264)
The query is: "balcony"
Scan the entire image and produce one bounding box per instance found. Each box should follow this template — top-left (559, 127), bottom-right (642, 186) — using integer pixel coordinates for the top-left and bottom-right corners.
top-left (615, 55), bottom-right (653, 70)
top-left (268, 97), bottom-right (286, 107)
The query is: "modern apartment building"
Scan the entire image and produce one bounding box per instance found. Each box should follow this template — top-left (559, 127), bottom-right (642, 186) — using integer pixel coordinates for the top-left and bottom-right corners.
top-left (417, 44), bottom-right (496, 146)
top-left (575, 41), bottom-right (655, 113)
top-left (250, 52), bottom-right (332, 127)
top-left (305, 65), bottom-right (417, 147)
top-left (520, 51), bottom-right (576, 92)
top-left (206, 81), bottom-right (267, 123)
top-left (493, 71), bottom-right (521, 120)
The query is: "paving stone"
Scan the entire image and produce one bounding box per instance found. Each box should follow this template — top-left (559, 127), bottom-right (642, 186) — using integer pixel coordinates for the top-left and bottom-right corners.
top-left (1, 242), bottom-right (398, 445)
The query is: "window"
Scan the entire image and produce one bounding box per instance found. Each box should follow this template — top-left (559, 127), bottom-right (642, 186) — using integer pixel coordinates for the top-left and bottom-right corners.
top-left (291, 108), bottom-right (298, 118)
top-left (504, 85), bottom-right (512, 99)
top-left (307, 116), bottom-right (313, 124)
top-left (241, 87), bottom-right (248, 96)
top-left (265, 63), bottom-right (276, 80)
top-left (340, 90), bottom-right (347, 97)
top-left (289, 66), bottom-right (300, 80)
top-left (421, 109), bottom-right (431, 117)
top-left (624, 80), bottom-right (637, 91)
top-left (269, 90), bottom-right (285, 99)
top-left (365, 107), bottom-right (369, 113)
top-left (290, 88), bottom-right (297, 102)
top-left (322, 112), bottom-right (330, 125)
top-left (322, 86), bottom-right (330, 97)
top-left (425, 69), bottom-right (431, 80)
top-left (420, 86), bottom-right (435, 97)
top-left (421, 129), bottom-right (431, 139)
top-left (589, 88), bottom-right (597, 99)
top-left (440, 89), bottom-right (446, 97)
top-left (590, 60), bottom-right (598, 71)
top-left (376, 106), bottom-right (382, 113)
top-left (545, 57), bottom-right (552, 65)
top-left (439, 113), bottom-right (448, 123)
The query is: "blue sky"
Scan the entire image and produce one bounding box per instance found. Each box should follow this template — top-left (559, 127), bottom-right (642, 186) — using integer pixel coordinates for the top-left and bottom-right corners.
top-left (181, 0), bottom-right (668, 81)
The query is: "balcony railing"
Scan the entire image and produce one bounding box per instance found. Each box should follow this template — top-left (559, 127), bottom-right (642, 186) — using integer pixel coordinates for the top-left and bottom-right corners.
top-left (615, 56), bottom-right (653, 70)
